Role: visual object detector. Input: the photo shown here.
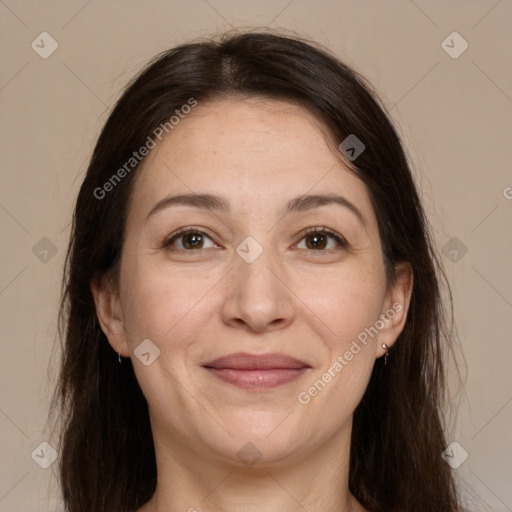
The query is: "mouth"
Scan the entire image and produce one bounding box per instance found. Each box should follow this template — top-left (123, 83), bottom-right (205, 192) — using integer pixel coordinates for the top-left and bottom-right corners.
top-left (202, 352), bottom-right (311, 390)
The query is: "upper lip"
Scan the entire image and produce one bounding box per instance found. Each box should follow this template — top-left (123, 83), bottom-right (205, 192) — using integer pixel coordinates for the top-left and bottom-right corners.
top-left (203, 352), bottom-right (310, 370)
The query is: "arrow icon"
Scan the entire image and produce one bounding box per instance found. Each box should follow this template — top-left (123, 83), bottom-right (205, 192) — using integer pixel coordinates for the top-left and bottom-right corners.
top-left (236, 237), bottom-right (263, 263)
top-left (441, 441), bottom-right (468, 469)
top-left (134, 339), bottom-right (161, 366)
top-left (441, 32), bottom-right (468, 59)
top-left (31, 441), bottom-right (58, 468)
top-left (32, 236), bottom-right (58, 263)
top-left (31, 31), bottom-right (59, 59)
top-left (442, 236), bottom-right (467, 263)
top-left (236, 442), bottom-right (263, 467)
top-left (339, 134), bottom-right (365, 161)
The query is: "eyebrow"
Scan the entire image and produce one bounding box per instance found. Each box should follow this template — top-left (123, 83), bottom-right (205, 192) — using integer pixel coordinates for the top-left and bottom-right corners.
top-left (146, 192), bottom-right (366, 227)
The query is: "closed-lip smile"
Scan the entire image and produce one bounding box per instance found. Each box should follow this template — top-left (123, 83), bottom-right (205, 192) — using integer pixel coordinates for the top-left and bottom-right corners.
top-left (202, 352), bottom-right (311, 390)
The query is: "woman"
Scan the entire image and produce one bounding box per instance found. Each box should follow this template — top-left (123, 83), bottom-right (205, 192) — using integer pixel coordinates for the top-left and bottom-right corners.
top-left (48, 30), bottom-right (465, 511)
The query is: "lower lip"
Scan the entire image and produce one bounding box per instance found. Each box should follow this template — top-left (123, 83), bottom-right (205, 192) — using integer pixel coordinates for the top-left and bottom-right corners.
top-left (205, 368), bottom-right (309, 390)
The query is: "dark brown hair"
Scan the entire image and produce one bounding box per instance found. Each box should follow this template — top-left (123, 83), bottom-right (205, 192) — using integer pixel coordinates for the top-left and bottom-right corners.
top-left (47, 29), bottom-right (466, 511)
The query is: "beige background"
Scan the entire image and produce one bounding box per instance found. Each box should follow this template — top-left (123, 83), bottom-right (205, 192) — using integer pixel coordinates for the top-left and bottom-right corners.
top-left (1, 1), bottom-right (511, 511)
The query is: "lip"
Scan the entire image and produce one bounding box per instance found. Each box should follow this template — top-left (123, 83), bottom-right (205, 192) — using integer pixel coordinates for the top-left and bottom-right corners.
top-left (202, 352), bottom-right (311, 390)
top-left (203, 352), bottom-right (310, 370)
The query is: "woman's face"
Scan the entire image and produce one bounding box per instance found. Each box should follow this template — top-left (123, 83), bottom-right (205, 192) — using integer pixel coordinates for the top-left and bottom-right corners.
top-left (94, 97), bottom-right (411, 468)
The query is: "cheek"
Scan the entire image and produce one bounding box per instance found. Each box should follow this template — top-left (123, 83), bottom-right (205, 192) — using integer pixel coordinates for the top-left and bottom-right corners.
top-left (293, 261), bottom-right (384, 415)
top-left (120, 259), bottom-right (214, 350)
top-left (300, 258), bottom-right (386, 352)
top-left (119, 262), bottom-right (215, 419)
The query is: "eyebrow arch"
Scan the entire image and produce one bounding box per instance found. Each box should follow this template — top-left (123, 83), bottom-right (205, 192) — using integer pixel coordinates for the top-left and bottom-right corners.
top-left (146, 192), bottom-right (366, 228)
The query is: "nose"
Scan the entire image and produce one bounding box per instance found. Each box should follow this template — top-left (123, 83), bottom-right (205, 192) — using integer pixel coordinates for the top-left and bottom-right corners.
top-left (221, 246), bottom-right (296, 334)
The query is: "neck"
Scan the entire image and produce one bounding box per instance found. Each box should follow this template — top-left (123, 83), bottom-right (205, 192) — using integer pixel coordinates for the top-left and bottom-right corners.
top-left (138, 419), bottom-right (367, 512)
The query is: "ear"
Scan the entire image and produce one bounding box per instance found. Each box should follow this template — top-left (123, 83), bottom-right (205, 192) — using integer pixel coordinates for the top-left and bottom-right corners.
top-left (376, 262), bottom-right (413, 358)
top-left (90, 274), bottom-right (129, 357)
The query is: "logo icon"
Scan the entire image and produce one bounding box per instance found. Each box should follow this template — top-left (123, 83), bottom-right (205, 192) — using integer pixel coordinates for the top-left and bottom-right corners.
top-left (236, 236), bottom-right (263, 264)
top-left (134, 339), bottom-right (161, 366)
top-left (441, 441), bottom-right (468, 469)
top-left (236, 442), bottom-right (263, 467)
top-left (31, 441), bottom-right (58, 469)
top-left (338, 134), bottom-right (365, 161)
top-left (31, 32), bottom-right (59, 59)
top-left (32, 237), bottom-right (58, 263)
top-left (442, 237), bottom-right (468, 263)
top-left (441, 32), bottom-right (468, 59)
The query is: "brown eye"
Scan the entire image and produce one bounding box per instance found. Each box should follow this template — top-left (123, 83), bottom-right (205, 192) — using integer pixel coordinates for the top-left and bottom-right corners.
top-left (181, 232), bottom-right (204, 249)
top-left (163, 228), bottom-right (216, 251)
top-left (297, 228), bottom-right (348, 251)
top-left (305, 232), bottom-right (328, 250)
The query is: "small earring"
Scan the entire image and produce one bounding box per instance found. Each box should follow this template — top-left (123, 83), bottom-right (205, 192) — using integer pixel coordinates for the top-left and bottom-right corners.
top-left (117, 349), bottom-right (122, 365)
top-left (382, 343), bottom-right (389, 365)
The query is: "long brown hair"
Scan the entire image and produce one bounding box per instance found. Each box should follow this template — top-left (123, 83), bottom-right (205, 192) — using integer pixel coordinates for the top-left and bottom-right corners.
top-left (47, 29), bottom-right (466, 511)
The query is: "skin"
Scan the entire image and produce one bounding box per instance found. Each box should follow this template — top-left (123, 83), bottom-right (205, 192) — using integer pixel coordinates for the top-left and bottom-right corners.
top-left (92, 97), bottom-right (413, 512)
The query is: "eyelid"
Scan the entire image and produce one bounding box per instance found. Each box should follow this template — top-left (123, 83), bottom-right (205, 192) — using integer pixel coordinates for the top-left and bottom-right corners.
top-left (296, 226), bottom-right (348, 248)
top-left (162, 225), bottom-right (348, 251)
top-left (162, 226), bottom-right (217, 249)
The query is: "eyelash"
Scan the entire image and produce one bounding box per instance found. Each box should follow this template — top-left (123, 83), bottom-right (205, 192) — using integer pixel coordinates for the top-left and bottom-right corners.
top-left (161, 226), bottom-right (348, 252)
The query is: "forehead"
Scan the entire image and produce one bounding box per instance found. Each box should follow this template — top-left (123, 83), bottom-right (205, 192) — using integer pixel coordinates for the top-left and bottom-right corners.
top-left (129, 97), bottom-right (375, 222)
